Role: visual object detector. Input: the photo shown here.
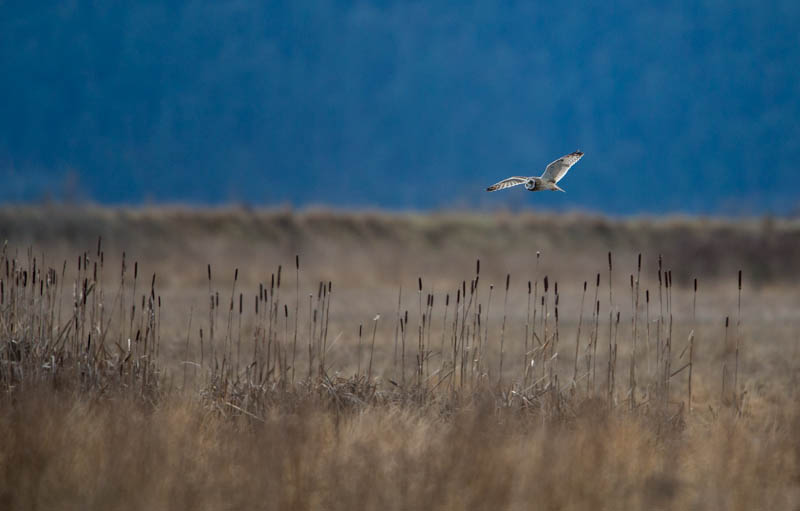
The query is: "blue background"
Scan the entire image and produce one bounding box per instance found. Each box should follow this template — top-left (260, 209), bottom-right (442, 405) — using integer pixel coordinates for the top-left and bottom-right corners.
top-left (2, 1), bottom-right (799, 214)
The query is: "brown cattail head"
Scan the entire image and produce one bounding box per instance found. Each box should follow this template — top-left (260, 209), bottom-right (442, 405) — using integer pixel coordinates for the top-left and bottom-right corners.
top-left (456, 289), bottom-right (461, 304)
top-left (725, 316), bottom-right (729, 327)
top-left (608, 252), bottom-right (612, 271)
top-left (97, 236), bottom-right (102, 257)
top-left (694, 278), bottom-right (697, 292)
top-left (630, 275), bottom-right (634, 288)
top-left (446, 293), bottom-right (450, 306)
top-left (596, 273), bottom-right (600, 287)
top-left (658, 254), bottom-right (662, 272)
top-left (328, 281), bottom-right (332, 293)
top-left (134, 261), bottom-right (138, 280)
top-left (284, 304), bottom-right (288, 318)
top-left (555, 282), bottom-right (558, 295)
top-left (277, 266), bottom-right (282, 288)
top-left (544, 276), bottom-right (549, 293)
top-left (234, 268), bottom-right (239, 282)
top-left (528, 280), bottom-right (531, 294)
top-left (207, 264), bottom-right (211, 281)
top-left (476, 259), bottom-right (480, 275)
top-left (239, 293), bottom-right (243, 314)
top-left (596, 300), bottom-right (600, 314)
top-left (418, 277), bottom-right (423, 292)
top-left (255, 295), bottom-right (258, 314)
top-left (738, 270), bottom-right (742, 290)
top-left (583, 281), bottom-right (587, 291)
top-left (646, 289), bottom-right (650, 303)
top-left (404, 310), bottom-right (408, 323)
top-left (637, 253), bottom-right (642, 272)
top-left (536, 251), bottom-right (540, 260)
top-left (505, 274), bottom-right (510, 291)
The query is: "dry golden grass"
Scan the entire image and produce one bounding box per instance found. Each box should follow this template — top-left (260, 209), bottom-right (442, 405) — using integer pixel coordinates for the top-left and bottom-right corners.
top-left (1, 206), bottom-right (799, 509)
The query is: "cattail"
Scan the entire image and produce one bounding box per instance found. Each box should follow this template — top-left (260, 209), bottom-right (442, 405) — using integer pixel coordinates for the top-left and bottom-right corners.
top-left (573, 281), bottom-right (587, 383)
top-left (368, 314), bottom-right (380, 381)
top-left (498, 274), bottom-right (510, 386)
top-left (357, 323), bottom-right (363, 376)
top-left (292, 254), bottom-right (300, 384)
top-left (734, 271), bottom-right (743, 399)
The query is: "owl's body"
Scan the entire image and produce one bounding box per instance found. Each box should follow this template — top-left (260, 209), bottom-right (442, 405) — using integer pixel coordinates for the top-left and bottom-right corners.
top-left (524, 177), bottom-right (560, 192)
top-left (486, 151), bottom-right (583, 193)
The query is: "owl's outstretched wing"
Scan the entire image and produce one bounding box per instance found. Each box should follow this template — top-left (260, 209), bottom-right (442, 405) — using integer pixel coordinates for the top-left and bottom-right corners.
top-left (541, 151), bottom-right (583, 183)
top-left (486, 176), bottom-right (529, 192)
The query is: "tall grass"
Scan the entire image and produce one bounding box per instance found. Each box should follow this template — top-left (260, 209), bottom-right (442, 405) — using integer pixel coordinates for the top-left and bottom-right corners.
top-left (0, 230), bottom-right (796, 509)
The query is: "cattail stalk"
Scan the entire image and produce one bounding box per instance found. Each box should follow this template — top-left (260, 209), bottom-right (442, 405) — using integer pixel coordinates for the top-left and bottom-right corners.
top-left (498, 274), bottom-right (510, 387)
top-left (573, 281), bottom-right (587, 384)
top-left (368, 314), bottom-right (379, 382)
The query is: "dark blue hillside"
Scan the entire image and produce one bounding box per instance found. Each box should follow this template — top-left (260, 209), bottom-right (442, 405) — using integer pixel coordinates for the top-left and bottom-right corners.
top-left (1, 1), bottom-right (798, 214)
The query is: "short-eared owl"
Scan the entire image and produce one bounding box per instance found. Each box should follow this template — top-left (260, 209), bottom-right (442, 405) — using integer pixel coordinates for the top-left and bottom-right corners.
top-left (486, 151), bottom-right (583, 193)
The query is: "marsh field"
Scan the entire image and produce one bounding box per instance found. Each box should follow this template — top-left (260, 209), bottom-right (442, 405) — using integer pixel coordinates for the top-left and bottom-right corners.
top-left (1, 206), bottom-right (799, 510)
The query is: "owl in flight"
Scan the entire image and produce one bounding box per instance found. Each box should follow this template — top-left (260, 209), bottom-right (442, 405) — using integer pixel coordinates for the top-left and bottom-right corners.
top-left (486, 151), bottom-right (583, 193)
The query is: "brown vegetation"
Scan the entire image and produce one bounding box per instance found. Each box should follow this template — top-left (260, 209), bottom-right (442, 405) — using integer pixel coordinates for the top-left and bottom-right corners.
top-left (0, 206), bottom-right (798, 509)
